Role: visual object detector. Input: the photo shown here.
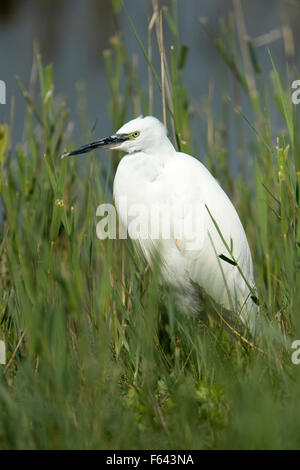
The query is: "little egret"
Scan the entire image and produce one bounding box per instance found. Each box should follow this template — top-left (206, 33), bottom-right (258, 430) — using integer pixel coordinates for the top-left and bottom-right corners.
top-left (62, 116), bottom-right (259, 334)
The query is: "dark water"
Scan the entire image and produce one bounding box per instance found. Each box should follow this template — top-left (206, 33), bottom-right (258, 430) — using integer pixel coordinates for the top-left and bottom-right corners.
top-left (0, 0), bottom-right (299, 163)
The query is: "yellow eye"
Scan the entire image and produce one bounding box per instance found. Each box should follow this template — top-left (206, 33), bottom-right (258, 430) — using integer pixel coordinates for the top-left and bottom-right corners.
top-left (130, 131), bottom-right (140, 139)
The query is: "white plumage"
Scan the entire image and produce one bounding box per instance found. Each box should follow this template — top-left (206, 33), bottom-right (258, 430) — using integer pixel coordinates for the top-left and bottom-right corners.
top-left (63, 115), bottom-right (259, 333)
top-left (113, 116), bottom-right (259, 333)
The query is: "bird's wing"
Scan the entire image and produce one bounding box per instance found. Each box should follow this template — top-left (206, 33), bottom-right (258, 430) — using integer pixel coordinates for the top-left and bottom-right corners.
top-left (165, 153), bottom-right (257, 322)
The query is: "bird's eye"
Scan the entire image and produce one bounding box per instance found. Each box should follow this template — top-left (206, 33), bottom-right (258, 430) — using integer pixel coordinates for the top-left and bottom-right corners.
top-left (131, 131), bottom-right (140, 139)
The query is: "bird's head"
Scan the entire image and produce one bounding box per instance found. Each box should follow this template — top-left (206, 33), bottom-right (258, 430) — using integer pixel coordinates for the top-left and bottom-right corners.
top-left (61, 116), bottom-right (171, 159)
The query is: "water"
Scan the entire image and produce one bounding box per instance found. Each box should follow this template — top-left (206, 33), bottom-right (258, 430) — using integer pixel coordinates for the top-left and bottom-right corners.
top-left (0, 0), bottom-right (299, 162)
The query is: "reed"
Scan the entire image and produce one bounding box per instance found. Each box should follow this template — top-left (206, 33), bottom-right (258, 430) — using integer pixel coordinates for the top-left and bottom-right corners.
top-left (0, 1), bottom-right (299, 449)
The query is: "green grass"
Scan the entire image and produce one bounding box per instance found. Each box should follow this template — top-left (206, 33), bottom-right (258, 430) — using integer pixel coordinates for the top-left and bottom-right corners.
top-left (0, 1), bottom-right (300, 449)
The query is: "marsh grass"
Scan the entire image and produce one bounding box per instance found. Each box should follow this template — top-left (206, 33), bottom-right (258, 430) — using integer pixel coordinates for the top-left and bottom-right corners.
top-left (0, 0), bottom-right (300, 449)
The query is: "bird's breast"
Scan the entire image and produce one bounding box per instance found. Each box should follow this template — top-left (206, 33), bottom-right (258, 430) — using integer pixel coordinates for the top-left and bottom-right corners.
top-left (114, 153), bottom-right (166, 207)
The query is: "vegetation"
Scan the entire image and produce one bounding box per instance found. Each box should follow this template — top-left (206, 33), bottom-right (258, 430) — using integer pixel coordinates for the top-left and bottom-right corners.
top-left (0, 0), bottom-right (299, 449)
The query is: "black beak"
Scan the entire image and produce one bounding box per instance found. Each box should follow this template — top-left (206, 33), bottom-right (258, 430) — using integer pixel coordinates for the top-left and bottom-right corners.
top-left (61, 134), bottom-right (128, 159)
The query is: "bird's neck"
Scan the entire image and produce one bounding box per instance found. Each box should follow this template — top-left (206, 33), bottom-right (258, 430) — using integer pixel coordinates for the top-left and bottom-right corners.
top-left (144, 136), bottom-right (176, 162)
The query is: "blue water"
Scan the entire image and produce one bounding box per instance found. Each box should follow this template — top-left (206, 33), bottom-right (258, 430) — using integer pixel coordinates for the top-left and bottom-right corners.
top-left (0, 0), bottom-right (299, 170)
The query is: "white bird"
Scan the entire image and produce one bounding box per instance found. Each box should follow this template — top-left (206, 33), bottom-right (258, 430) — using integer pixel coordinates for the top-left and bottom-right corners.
top-left (62, 116), bottom-right (259, 334)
